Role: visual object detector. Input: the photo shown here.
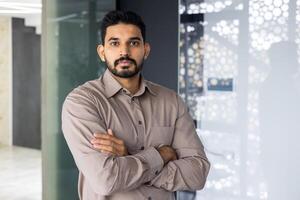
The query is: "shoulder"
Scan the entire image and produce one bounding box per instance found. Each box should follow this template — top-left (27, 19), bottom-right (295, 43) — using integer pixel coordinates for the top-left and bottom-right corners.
top-left (64, 78), bottom-right (106, 106)
top-left (145, 80), bottom-right (178, 98)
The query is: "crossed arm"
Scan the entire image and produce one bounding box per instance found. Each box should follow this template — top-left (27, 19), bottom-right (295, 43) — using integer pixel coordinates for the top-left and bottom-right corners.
top-left (62, 91), bottom-right (210, 195)
top-left (91, 129), bottom-right (178, 165)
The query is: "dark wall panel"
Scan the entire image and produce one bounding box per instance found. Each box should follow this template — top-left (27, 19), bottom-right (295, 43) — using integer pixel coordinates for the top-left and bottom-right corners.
top-left (117, 0), bottom-right (179, 92)
top-left (13, 18), bottom-right (41, 149)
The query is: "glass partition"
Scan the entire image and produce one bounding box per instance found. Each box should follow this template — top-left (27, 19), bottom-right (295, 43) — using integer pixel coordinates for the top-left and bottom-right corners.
top-left (180, 0), bottom-right (300, 199)
top-left (42, 1), bottom-right (115, 199)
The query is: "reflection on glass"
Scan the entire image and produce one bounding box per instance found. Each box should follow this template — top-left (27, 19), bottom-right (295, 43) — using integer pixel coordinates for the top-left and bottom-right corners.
top-left (259, 41), bottom-right (300, 200)
top-left (42, 0), bottom-right (115, 199)
top-left (180, 0), bottom-right (300, 199)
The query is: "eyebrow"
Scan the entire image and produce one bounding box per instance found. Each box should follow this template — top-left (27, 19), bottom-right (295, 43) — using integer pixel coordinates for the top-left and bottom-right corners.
top-left (107, 37), bottom-right (142, 42)
top-left (129, 37), bottom-right (142, 41)
top-left (108, 37), bottom-right (119, 42)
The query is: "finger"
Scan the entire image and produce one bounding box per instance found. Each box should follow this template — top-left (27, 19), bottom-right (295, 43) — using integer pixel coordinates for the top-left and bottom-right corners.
top-left (101, 150), bottom-right (116, 155)
top-left (93, 144), bottom-right (115, 153)
top-left (115, 137), bottom-right (126, 145)
top-left (91, 135), bottom-right (122, 146)
top-left (93, 144), bottom-right (122, 156)
top-left (94, 139), bottom-right (123, 153)
top-left (93, 132), bottom-right (116, 141)
top-left (93, 133), bottom-right (110, 138)
top-left (108, 129), bottom-right (114, 136)
top-left (91, 138), bottom-right (114, 146)
top-left (94, 133), bottom-right (124, 145)
top-left (106, 130), bottom-right (124, 145)
top-left (93, 133), bottom-right (114, 142)
top-left (93, 132), bottom-right (106, 136)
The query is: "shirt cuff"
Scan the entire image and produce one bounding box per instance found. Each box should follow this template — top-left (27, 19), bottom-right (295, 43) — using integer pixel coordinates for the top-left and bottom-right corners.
top-left (135, 147), bottom-right (164, 182)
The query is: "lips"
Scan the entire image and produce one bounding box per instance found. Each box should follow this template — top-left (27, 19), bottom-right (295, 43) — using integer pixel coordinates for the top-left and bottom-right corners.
top-left (114, 56), bottom-right (136, 67)
top-left (116, 60), bottom-right (132, 68)
top-left (119, 60), bottom-right (131, 64)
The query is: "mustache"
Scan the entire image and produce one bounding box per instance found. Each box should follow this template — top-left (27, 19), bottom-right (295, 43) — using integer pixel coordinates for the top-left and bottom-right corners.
top-left (114, 56), bottom-right (137, 67)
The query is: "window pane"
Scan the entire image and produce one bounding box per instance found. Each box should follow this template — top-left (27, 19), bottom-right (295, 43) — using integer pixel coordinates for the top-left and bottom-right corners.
top-left (180, 0), bottom-right (300, 199)
top-left (42, 1), bottom-right (115, 199)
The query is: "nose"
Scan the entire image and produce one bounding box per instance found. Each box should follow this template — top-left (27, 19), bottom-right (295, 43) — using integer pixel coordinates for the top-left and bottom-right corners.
top-left (119, 44), bottom-right (130, 57)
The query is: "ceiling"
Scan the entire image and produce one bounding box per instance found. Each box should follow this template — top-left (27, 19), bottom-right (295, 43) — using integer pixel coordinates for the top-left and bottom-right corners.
top-left (0, 0), bottom-right (41, 34)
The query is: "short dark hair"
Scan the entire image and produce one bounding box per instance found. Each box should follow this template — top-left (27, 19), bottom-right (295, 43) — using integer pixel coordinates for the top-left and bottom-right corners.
top-left (101, 10), bottom-right (146, 44)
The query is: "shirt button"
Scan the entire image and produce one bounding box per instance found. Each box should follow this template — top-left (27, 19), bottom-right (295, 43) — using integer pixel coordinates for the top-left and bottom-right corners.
top-left (138, 120), bottom-right (142, 125)
top-left (140, 146), bottom-right (144, 150)
top-left (148, 197), bottom-right (152, 200)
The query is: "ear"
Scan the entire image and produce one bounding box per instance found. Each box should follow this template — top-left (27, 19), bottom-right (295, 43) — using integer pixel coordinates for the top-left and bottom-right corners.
top-left (97, 45), bottom-right (105, 62)
top-left (144, 43), bottom-right (151, 60)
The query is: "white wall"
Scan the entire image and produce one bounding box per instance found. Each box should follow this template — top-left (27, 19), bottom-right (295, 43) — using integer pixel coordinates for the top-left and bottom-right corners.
top-left (0, 17), bottom-right (12, 146)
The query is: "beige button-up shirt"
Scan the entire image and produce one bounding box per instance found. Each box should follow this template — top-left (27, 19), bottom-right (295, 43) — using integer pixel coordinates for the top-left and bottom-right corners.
top-left (62, 69), bottom-right (210, 200)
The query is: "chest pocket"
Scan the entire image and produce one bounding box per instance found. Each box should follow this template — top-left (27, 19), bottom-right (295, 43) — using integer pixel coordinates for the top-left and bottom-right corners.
top-left (149, 126), bottom-right (175, 148)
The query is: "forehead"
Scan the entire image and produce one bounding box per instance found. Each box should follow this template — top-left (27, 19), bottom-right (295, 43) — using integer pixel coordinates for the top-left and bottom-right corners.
top-left (105, 23), bottom-right (142, 41)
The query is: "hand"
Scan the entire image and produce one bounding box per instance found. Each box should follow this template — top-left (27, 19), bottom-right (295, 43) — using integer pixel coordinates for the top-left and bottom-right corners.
top-left (158, 145), bottom-right (177, 165)
top-left (91, 129), bottom-right (128, 156)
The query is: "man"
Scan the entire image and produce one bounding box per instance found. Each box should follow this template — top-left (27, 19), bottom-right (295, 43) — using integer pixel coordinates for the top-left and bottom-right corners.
top-left (62, 10), bottom-right (210, 200)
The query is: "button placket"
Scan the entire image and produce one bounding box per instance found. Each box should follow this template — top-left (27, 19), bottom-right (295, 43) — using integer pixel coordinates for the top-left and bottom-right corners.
top-left (133, 97), bottom-right (145, 149)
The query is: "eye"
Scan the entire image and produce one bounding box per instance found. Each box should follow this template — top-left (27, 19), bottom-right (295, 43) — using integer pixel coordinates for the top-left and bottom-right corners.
top-left (130, 41), bottom-right (140, 46)
top-left (109, 41), bottom-right (119, 46)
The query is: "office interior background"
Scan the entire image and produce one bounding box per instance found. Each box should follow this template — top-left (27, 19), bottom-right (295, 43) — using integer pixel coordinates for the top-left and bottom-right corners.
top-left (0, 0), bottom-right (299, 199)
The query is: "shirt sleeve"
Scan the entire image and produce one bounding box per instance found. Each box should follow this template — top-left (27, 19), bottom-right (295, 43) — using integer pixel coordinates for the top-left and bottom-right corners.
top-left (61, 88), bottom-right (164, 196)
top-left (148, 94), bottom-right (210, 191)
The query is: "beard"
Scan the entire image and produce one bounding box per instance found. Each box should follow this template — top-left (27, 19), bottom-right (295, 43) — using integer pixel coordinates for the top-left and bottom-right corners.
top-left (105, 55), bottom-right (143, 78)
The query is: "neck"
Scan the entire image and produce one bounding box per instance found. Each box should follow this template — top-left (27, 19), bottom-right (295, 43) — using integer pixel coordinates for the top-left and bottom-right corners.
top-left (112, 73), bottom-right (141, 94)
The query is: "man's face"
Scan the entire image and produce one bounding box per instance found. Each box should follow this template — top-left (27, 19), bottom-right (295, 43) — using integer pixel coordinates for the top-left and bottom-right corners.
top-left (97, 23), bottom-right (150, 78)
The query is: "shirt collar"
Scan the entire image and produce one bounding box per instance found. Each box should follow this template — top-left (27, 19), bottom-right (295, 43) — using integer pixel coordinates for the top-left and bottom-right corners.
top-left (101, 69), bottom-right (157, 98)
